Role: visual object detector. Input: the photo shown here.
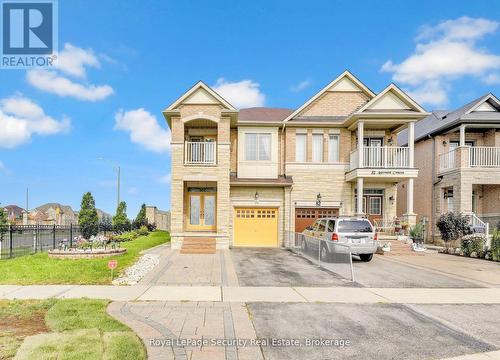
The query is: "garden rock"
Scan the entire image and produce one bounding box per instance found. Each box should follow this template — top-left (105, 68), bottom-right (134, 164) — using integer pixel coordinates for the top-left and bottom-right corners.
top-left (112, 253), bottom-right (160, 285)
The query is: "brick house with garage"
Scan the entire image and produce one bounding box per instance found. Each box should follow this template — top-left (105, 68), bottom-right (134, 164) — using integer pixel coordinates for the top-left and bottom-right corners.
top-left (397, 93), bottom-right (500, 242)
top-left (163, 71), bottom-right (428, 250)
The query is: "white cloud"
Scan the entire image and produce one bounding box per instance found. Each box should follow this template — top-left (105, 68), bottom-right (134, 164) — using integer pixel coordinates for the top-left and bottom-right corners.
top-left (291, 79), bottom-right (312, 92)
top-left (212, 78), bottom-right (265, 108)
top-left (158, 174), bottom-right (171, 184)
top-left (0, 95), bottom-right (70, 149)
top-left (114, 108), bottom-right (170, 153)
top-left (56, 43), bottom-right (100, 78)
top-left (27, 70), bottom-right (114, 102)
top-left (0, 161), bottom-right (5, 172)
top-left (26, 43), bottom-right (114, 102)
top-left (382, 17), bottom-right (500, 106)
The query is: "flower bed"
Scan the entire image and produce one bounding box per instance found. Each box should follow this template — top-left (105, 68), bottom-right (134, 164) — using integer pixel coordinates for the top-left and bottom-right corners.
top-left (48, 248), bottom-right (126, 259)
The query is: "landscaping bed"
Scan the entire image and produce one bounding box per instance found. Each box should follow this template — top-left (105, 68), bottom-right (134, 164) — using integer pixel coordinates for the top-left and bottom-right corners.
top-left (0, 298), bottom-right (145, 360)
top-left (0, 231), bottom-right (170, 285)
top-left (48, 248), bottom-right (127, 259)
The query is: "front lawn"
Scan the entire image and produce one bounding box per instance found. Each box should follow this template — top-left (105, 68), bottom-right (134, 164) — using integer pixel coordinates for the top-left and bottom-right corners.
top-left (0, 230), bottom-right (170, 285)
top-left (0, 298), bottom-right (145, 360)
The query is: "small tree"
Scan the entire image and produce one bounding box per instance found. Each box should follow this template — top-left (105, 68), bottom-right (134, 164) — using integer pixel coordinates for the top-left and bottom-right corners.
top-left (113, 201), bottom-right (131, 233)
top-left (436, 212), bottom-right (469, 247)
top-left (0, 207), bottom-right (9, 243)
top-left (133, 204), bottom-right (147, 229)
top-left (78, 192), bottom-right (99, 239)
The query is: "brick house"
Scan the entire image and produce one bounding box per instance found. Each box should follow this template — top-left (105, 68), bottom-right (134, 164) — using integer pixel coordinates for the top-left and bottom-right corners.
top-left (164, 71), bottom-right (428, 249)
top-left (397, 93), bottom-right (500, 241)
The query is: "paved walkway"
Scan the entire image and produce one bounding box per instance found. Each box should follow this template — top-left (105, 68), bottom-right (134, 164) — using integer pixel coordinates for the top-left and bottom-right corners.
top-left (2, 285), bottom-right (500, 304)
top-left (108, 301), bottom-right (262, 360)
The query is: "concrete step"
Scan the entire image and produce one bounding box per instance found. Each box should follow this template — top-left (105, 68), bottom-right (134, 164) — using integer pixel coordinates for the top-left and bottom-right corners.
top-left (180, 248), bottom-right (216, 254)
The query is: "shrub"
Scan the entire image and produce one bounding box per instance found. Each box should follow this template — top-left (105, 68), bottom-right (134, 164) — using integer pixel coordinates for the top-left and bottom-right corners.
top-left (136, 226), bottom-right (149, 236)
top-left (146, 223), bottom-right (157, 232)
top-left (491, 230), bottom-right (500, 261)
top-left (436, 212), bottom-right (470, 246)
top-left (460, 234), bottom-right (485, 257)
top-left (409, 223), bottom-right (424, 241)
top-left (133, 204), bottom-right (148, 230)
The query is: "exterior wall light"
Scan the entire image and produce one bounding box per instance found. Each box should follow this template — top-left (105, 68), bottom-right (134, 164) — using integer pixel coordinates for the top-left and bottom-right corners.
top-left (316, 193), bottom-right (322, 206)
top-left (254, 191), bottom-right (259, 201)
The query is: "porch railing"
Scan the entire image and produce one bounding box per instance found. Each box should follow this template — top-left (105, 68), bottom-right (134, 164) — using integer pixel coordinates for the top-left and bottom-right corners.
top-left (350, 146), bottom-right (410, 170)
top-left (184, 141), bottom-right (217, 165)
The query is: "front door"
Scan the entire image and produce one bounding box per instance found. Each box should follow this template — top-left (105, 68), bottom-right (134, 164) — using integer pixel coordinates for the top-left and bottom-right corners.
top-left (187, 192), bottom-right (216, 231)
top-left (365, 195), bottom-right (383, 224)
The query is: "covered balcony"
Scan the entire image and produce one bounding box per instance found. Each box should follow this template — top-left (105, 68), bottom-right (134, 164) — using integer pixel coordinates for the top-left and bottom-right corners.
top-left (350, 146), bottom-right (410, 170)
top-left (184, 141), bottom-right (217, 165)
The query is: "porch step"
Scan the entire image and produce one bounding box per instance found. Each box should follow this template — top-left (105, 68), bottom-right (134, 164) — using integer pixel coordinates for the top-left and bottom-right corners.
top-left (376, 239), bottom-right (425, 256)
top-left (180, 238), bottom-right (216, 254)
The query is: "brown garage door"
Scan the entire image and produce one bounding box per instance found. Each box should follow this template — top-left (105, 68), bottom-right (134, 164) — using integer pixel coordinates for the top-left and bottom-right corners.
top-left (295, 208), bottom-right (339, 232)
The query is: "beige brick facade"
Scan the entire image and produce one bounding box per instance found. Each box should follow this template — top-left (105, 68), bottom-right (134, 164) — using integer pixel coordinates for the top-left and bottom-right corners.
top-left (299, 92), bottom-right (369, 117)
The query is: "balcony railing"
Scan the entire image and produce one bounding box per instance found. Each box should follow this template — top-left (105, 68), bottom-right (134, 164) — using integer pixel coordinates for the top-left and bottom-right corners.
top-left (470, 146), bottom-right (500, 167)
top-left (184, 141), bottom-right (216, 165)
top-left (438, 146), bottom-right (500, 172)
top-left (350, 146), bottom-right (410, 170)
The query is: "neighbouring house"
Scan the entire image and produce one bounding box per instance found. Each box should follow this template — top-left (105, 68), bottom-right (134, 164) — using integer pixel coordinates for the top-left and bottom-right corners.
top-left (3, 205), bottom-right (24, 224)
top-left (23, 203), bottom-right (110, 226)
top-left (163, 71), bottom-right (428, 249)
top-left (145, 206), bottom-right (171, 231)
top-left (397, 93), bottom-right (500, 242)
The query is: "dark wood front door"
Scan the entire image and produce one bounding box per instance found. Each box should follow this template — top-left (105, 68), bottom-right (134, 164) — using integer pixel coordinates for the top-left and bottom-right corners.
top-left (295, 208), bottom-right (339, 232)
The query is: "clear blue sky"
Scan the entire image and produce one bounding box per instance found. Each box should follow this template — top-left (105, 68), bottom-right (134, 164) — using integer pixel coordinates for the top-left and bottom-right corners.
top-left (1, 0), bottom-right (499, 217)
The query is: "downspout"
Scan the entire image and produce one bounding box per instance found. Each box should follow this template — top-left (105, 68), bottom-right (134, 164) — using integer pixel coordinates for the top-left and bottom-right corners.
top-left (431, 135), bottom-right (440, 241)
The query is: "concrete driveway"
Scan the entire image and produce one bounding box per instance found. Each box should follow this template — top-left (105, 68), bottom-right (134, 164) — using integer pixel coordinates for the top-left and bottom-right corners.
top-left (247, 302), bottom-right (499, 360)
top-left (231, 248), bottom-right (356, 287)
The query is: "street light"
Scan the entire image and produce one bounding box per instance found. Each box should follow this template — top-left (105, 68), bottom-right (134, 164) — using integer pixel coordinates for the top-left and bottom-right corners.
top-left (97, 157), bottom-right (121, 209)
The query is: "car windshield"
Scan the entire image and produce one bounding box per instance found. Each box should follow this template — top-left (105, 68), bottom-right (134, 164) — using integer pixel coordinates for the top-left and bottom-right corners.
top-left (338, 220), bottom-right (372, 233)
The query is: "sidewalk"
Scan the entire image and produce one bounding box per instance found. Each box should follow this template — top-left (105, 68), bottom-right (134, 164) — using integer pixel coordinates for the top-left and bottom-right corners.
top-left (2, 284), bottom-right (500, 304)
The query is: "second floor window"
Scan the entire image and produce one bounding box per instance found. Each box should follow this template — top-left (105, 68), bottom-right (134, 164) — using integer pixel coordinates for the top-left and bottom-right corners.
top-left (245, 133), bottom-right (271, 161)
top-left (312, 134), bottom-right (323, 162)
top-left (328, 134), bottom-right (339, 162)
top-left (295, 134), bottom-right (306, 162)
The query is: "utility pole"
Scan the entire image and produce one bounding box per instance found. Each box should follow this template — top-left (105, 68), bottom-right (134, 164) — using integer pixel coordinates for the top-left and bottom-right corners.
top-left (26, 188), bottom-right (29, 211)
top-left (97, 157), bottom-right (121, 209)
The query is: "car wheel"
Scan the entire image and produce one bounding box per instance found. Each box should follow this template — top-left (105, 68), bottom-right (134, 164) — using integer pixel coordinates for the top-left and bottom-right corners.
top-left (301, 239), bottom-right (308, 252)
top-left (320, 244), bottom-right (331, 261)
top-left (360, 254), bottom-right (373, 262)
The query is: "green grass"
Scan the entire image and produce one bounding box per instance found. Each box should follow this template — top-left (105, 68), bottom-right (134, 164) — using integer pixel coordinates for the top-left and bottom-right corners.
top-left (0, 231), bottom-right (170, 285)
top-left (0, 299), bottom-right (145, 360)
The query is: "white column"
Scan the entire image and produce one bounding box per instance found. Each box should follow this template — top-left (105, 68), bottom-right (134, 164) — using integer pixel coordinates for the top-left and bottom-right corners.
top-left (459, 124), bottom-right (466, 147)
top-left (405, 178), bottom-right (416, 226)
top-left (357, 177), bottom-right (364, 215)
top-left (358, 121), bottom-right (364, 167)
top-left (408, 122), bottom-right (415, 168)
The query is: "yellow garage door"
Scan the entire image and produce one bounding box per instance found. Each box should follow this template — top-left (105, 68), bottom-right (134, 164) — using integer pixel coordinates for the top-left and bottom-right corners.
top-left (234, 208), bottom-right (278, 247)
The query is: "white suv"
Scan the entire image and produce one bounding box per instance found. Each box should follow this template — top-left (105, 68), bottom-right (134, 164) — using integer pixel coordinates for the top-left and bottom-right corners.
top-left (302, 217), bottom-right (378, 262)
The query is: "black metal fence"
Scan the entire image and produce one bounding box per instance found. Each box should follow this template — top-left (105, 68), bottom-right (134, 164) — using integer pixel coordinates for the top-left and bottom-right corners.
top-left (0, 224), bottom-right (83, 259)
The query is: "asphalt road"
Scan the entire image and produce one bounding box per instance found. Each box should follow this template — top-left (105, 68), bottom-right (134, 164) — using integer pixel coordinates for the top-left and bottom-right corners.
top-left (247, 302), bottom-right (498, 360)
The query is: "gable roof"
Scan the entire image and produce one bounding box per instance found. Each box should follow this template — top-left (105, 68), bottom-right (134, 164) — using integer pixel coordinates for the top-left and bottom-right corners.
top-left (284, 70), bottom-right (375, 122)
top-left (238, 107), bottom-right (294, 122)
top-left (355, 83), bottom-right (427, 114)
top-left (164, 81), bottom-right (236, 112)
top-left (398, 93), bottom-right (500, 145)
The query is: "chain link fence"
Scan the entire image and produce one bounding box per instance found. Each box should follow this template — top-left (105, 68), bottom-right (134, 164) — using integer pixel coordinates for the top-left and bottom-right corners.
top-left (286, 231), bottom-right (354, 281)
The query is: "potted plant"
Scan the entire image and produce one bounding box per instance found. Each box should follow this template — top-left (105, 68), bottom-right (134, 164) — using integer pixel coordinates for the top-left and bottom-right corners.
top-left (409, 223), bottom-right (425, 251)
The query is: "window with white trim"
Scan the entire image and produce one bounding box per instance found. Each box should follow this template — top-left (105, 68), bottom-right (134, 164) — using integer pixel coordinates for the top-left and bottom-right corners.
top-left (312, 134), bottom-right (323, 162)
top-left (295, 133), bottom-right (306, 162)
top-left (328, 134), bottom-right (339, 162)
top-left (245, 133), bottom-right (271, 161)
